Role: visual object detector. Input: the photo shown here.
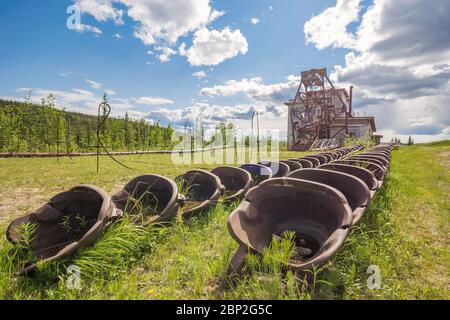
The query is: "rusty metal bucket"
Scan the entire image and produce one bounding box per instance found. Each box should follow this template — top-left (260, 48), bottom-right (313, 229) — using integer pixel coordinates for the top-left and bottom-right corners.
top-left (227, 178), bottom-right (352, 275)
top-left (369, 147), bottom-right (392, 156)
top-left (289, 158), bottom-right (313, 168)
top-left (301, 156), bottom-right (321, 167)
top-left (317, 153), bottom-right (334, 163)
top-left (357, 153), bottom-right (390, 167)
top-left (287, 169), bottom-right (371, 225)
top-left (319, 163), bottom-right (379, 198)
top-left (334, 150), bottom-right (346, 159)
top-left (280, 160), bottom-right (302, 171)
top-left (333, 159), bottom-right (386, 184)
top-left (329, 152), bottom-right (341, 160)
top-left (360, 151), bottom-right (390, 161)
top-left (258, 160), bottom-right (290, 178)
top-left (368, 151), bottom-right (390, 160)
top-left (112, 174), bottom-right (180, 225)
top-left (240, 164), bottom-right (273, 186)
top-left (346, 156), bottom-right (386, 170)
top-left (307, 154), bottom-right (329, 165)
top-left (175, 169), bottom-right (223, 218)
top-left (7, 185), bottom-right (121, 275)
top-left (211, 166), bottom-right (252, 203)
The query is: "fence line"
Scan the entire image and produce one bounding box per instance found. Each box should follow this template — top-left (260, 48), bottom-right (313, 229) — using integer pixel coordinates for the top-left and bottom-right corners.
top-left (0, 145), bottom-right (236, 158)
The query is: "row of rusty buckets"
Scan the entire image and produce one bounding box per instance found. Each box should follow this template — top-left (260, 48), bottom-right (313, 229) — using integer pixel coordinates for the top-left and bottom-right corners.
top-left (6, 143), bottom-right (398, 276)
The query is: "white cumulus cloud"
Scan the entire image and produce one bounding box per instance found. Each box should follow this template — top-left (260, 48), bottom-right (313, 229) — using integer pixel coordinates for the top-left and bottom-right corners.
top-left (75, 0), bottom-right (124, 24)
top-left (123, 0), bottom-right (222, 45)
top-left (155, 46), bottom-right (177, 63)
top-left (304, 0), bottom-right (360, 49)
top-left (73, 23), bottom-right (103, 35)
top-left (200, 75), bottom-right (299, 103)
top-left (192, 71), bottom-right (207, 79)
top-left (73, 1), bottom-right (241, 66)
top-left (186, 27), bottom-right (248, 66)
top-left (85, 79), bottom-right (102, 90)
top-left (304, 0), bottom-right (450, 141)
top-left (250, 17), bottom-right (260, 25)
top-left (133, 96), bottom-right (175, 105)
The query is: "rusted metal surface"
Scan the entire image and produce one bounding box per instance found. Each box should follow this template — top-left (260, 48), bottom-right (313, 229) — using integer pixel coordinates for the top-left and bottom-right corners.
top-left (317, 153), bottom-right (334, 162)
top-left (175, 170), bottom-right (223, 218)
top-left (285, 68), bottom-right (351, 150)
top-left (112, 174), bottom-right (180, 225)
top-left (287, 169), bottom-right (371, 225)
top-left (280, 160), bottom-right (302, 171)
top-left (239, 164), bottom-right (273, 186)
top-left (309, 138), bottom-right (338, 151)
top-left (7, 185), bottom-right (121, 275)
top-left (361, 152), bottom-right (390, 161)
top-left (211, 166), bottom-right (252, 203)
top-left (227, 178), bottom-right (353, 275)
top-left (346, 156), bottom-right (386, 170)
top-left (319, 163), bottom-right (379, 198)
top-left (289, 158), bottom-right (313, 168)
top-left (306, 154), bottom-right (328, 165)
top-left (333, 159), bottom-right (386, 182)
top-left (227, 143), bottom-right (397, 276)
top-left (258, 161), bottom-right (290, 178)
top-left (7, 142), bottom-right (398, 277)
top-left (300, 156), bottom-right (321, 167)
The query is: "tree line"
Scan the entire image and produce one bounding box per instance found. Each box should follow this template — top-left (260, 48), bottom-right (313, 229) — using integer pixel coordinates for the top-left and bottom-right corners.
top-left (0, 97), bottom-right (175, 153)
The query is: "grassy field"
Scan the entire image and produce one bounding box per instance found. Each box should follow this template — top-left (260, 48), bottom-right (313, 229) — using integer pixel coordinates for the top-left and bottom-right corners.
top-left (0, 142), bottom-right (448, 299)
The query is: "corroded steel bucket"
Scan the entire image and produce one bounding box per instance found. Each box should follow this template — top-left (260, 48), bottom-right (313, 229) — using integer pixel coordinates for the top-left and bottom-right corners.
top-left (227, 178), bottom-right (352, 275)
top-left (287, 169), bottom-right (371, 225)
top-left (319, 163), bottom-right (379, 198)
top-left (317, 153), bottom-right (334, 163)
top-left (258, 160), bottom-right (290, 178)
top-left (289, 158), bottom-right (313, 168)
top-left (301, 156), bottom-right (321, 167)
top-left (333, 159), bottom-right (386, 184)
top-left (346, 156), bottom-right (386, 170)
top-left (112, 174), bottom-right (180, 225)
top-left (356, 153), bottom-right (390, 167)
top-left (7, 185), bottom-right (121, 275)
top-left (211, 166), bottom-right (252, 203)
top-left (307, 154), bottom-right (328, 165)
top-left (240, 164), bottom-right (273, 186)
top-left (280, 160), bottom-right (302, 171)
top-left (175, 169), bottom-right (223, 218)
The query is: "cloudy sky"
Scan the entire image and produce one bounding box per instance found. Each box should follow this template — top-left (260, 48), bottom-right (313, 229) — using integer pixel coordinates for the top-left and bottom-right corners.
top-left (0, 0), bottom-right (449, 142)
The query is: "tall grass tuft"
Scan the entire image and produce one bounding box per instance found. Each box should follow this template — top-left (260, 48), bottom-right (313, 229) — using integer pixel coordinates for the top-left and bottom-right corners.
top-left (72, 217), bottom-right (151, 279)
top-left (229, 232), bottom-right (316, 300)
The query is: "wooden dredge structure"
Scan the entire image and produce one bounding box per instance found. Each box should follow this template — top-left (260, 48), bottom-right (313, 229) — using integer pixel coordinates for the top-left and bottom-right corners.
top-left (285, 68), bottom-right (379, 151)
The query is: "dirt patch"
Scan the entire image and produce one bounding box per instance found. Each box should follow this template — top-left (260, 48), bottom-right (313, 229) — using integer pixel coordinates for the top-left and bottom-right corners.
top-left (438, 151), bottom-right (450, 171)
top-left (0, 187), bottom-right (45, 224)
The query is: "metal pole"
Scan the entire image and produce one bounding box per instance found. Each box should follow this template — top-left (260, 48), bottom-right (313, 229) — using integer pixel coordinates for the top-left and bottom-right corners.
top-left (256, 112), bottom-right (260, 162)
top-left (97, 103), bottom-right (101, 173)
top-left (349, 86), bottom-right (354, 116)
top-left (66, 116), bottom-right (70, 156)
top-left (56, 113), bottom-right (60, 163)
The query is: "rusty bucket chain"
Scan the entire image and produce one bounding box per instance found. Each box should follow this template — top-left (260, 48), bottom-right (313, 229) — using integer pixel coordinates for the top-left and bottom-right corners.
top-left (226, 143), bottom-right (399, 277)
top-left (7, 142), bottom-right (399, 277)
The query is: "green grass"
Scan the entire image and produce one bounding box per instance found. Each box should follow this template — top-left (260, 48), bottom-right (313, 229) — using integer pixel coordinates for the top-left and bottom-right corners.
top-left (0, 143), bottom-right (448, 299)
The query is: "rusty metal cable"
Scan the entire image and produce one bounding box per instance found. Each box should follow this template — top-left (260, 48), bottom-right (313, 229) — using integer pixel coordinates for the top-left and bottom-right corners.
top-left (96, 101), bottom-right (133, 172)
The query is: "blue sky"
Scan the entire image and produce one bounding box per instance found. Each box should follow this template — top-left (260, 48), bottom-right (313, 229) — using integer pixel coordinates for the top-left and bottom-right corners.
top-left (1, 0), bottom-right (449, 142)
